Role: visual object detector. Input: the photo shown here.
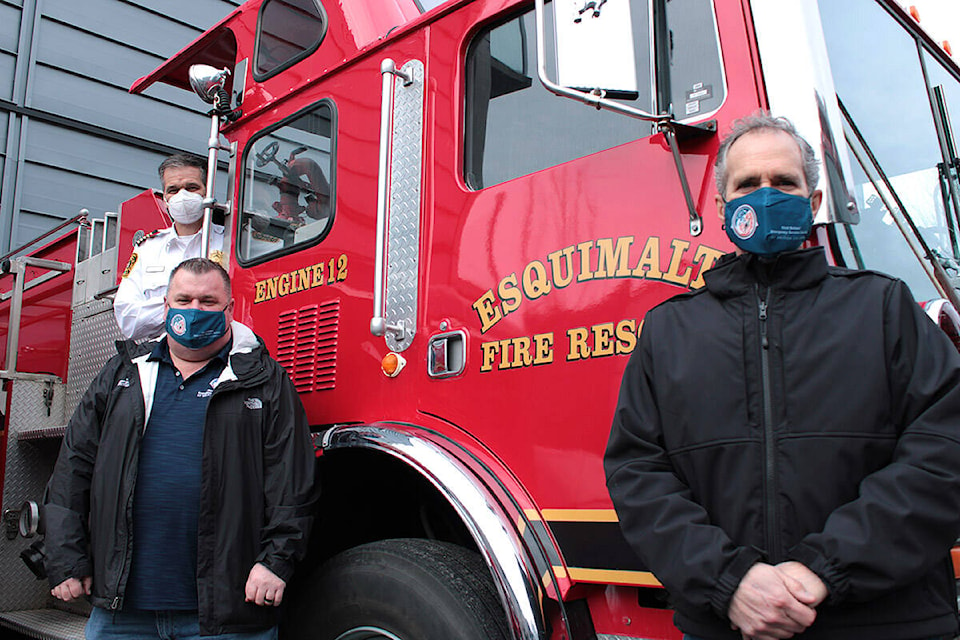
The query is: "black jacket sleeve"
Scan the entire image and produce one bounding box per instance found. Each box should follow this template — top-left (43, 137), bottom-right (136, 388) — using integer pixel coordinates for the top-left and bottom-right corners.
top-left (254, 362), bottom-right (318, 583)
top-left (604, 320), bottom-right (761, 619)
top-left (43, 357), bottom-right (118, 588)
top-left (789, 280), bottom-right (960, 603)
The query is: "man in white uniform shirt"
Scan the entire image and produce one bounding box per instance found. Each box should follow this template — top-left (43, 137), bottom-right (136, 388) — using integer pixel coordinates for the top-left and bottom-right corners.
top-left (114, 154), bottom-right (226, 340)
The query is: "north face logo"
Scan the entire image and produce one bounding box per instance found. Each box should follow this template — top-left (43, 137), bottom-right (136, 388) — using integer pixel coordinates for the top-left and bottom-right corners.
top-left (244, 397), bottom-right (263, 410)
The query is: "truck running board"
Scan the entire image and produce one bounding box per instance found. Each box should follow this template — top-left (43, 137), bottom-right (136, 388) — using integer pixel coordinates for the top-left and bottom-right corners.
top-left (0, 608), bottom-right (87, 640)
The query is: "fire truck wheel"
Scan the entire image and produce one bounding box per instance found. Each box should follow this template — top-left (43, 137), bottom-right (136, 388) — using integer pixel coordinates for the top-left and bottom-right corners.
top-left (294, 538), bottom-right (510, 640)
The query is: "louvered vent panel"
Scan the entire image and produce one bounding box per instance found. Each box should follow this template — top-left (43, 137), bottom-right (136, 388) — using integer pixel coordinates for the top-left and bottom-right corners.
top-left (276, 299), bottom-right (339, 392)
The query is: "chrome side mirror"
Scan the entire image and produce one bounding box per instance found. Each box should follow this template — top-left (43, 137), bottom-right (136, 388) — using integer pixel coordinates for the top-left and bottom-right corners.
top-left (188, 64), bottom-right (231, 104)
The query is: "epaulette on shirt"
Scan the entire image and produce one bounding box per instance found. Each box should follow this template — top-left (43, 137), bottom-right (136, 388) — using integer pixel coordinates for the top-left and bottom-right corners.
top-left (134, 228), bottom-right (163, 247)
top-left (122, 228), bottom-right (165, 278)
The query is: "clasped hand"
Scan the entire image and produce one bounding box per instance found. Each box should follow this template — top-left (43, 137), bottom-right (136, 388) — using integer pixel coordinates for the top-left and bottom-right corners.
top-left (728, 561), bottom-right (828, 640)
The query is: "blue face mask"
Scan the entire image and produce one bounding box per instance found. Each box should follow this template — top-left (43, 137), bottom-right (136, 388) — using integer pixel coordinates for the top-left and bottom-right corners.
top-left (724, 187), bottom-right (813, 257)
top-left (165, 307), bottom-right (227, 349)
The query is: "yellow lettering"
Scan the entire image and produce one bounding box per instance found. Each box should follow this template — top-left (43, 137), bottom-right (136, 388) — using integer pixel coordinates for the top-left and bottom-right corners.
top-left (690, 244), bottom-right (725, 289)
top-left (615, 319), bottom-right (637, 354)
top-left (576, 240), bottom-right (594, 282)
top-left (566, 327), bottom-right (590, 361)
top-left (533, 333), bottom-right (554, 365)
top-left (480, 342), bottom-right (499, 372)
top-left (498, 274), bottom-right (522, 315)
top-left (521, 260), bottom-right (552, 300)
top-left (497, 339), bottom-right (512, 370)
top-left (255, 281), bottom-right (267, 303)
top-left (278, 273), bottom-right (291, 297)
top-left (547, 246), bottom-right (575, 288)
top-left (592, 322), bottom-right (616, 357)
top-left (472, 290), bottom-right (503, 334)
top-left (297, 267), bottom-right (311, 292)
top-left (312, 262), bottom-right (325, 287)
top-left (595, 237), bottom-right (634, 278)
top-left (662, 239), bottom-right (692, 286)
top-left (266, 277), bottom-right (279, 301)
top-left (337, 254), bottom-right (348, 281)
top-left (511, 336), bottom-right (532, 368)
top-left (631, 236), bottom-right (663, 279)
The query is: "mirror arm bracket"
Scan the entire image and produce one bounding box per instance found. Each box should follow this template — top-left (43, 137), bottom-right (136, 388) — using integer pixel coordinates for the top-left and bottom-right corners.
top-left (659, 119), bottom-right (705, 237)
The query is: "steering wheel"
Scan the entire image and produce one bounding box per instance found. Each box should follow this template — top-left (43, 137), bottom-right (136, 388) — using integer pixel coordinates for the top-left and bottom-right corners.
top-left (255, 141), bottom-right (280, 168)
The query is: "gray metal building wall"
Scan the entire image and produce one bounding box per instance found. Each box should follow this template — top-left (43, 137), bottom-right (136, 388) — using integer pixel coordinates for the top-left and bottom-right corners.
top-left (0, 0), bottom-right (242, 255)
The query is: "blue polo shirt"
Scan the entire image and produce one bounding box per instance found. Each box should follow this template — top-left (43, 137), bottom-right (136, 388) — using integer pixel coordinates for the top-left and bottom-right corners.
top-left (124, 338), bottom-right (231, 610)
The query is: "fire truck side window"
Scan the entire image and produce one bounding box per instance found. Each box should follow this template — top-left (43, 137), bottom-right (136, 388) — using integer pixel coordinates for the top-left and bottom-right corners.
top-left (819, 0), bottom-right (959, 302)
top-left (238, 102), bottom-right (336, 264)
top-left (663, 0), bottom-right (726, 120)
top-left (255, 0), bottom-right (327, 80)
top-left (464, 2), bottom-right (725, 189)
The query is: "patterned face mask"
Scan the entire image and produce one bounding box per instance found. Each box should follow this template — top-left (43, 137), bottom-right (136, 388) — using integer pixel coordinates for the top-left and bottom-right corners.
top-left (165, 307), bottom-right (226, 349)
top-left (724, 187), bottom-right (813, 257)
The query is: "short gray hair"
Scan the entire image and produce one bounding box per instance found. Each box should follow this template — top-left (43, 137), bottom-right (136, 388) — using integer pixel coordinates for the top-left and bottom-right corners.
top-left (158, 153), bottom-right (207, 187)
top-left (714, 112), bottom-right (819, 199)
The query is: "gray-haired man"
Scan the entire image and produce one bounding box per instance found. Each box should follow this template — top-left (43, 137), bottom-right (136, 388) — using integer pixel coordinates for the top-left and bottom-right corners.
top-left (605, 113), bottom-right (960, 640)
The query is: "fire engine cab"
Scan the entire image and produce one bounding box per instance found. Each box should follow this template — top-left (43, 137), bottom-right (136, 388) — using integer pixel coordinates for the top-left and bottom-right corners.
top-left (2, 0), bottom-right (960, 638)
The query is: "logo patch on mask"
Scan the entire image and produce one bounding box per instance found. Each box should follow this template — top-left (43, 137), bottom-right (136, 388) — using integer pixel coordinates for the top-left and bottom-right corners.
top-left (244, 397), bottom-right (263, 410)
top-left (731, 204), bottom-right (759, 240)
top-left (170, 313), bottom-right (187, 336)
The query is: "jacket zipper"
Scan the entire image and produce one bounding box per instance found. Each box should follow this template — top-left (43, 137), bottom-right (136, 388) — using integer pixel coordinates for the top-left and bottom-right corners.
top-left (112, 433), bottom-right (140, 611)
top-left (112, 366), bottom-right (148, 611)
top-left (757, 284), bottom-right (780, 563)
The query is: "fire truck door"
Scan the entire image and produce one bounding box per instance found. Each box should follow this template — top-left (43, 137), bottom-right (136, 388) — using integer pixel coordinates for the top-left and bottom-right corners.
top-left (370, 58), bottom-right (425, 354)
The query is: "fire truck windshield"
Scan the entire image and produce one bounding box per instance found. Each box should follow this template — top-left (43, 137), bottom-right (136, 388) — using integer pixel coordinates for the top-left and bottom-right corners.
top-left (820, 0), bottom-right (960, 303)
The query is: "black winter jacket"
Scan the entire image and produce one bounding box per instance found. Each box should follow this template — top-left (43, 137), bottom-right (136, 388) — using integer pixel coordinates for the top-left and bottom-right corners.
top-left (44, 322), bottom-right (317, 636)
top-left (605, 248), bottom-right (960, 639)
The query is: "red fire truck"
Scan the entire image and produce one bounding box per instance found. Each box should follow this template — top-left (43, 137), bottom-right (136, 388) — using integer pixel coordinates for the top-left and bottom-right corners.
top-left (2, 0), bottom-right (960, 638)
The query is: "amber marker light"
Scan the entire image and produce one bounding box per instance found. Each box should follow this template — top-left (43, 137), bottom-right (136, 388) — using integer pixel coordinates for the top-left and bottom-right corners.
top-left (908, 5), bottom-right (920, 23)
top-left (944, 41), bottom-right (953, 56)
top-left (381, 352), bottom-right (407, 377)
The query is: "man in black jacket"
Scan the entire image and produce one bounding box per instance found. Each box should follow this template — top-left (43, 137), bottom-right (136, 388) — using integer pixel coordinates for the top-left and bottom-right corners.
top-left (605, 114), bottom-right (960, 640)
top-left (45, 258), bottom-right (316, 639)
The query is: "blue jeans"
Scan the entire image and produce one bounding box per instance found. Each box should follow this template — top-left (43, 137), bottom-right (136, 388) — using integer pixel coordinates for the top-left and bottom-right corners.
top-left (85, 607), bottom-right (278, 640)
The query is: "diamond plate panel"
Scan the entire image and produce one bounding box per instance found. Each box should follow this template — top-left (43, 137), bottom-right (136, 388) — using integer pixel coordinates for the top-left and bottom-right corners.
top-left (64, 299), bottom-right (125, 418)
top-left (385, 59), bottom-right (424, 352)
top-left (0, 381), bottom-right (67, 612)
top-left (0, 608), bottom-right (88, 640)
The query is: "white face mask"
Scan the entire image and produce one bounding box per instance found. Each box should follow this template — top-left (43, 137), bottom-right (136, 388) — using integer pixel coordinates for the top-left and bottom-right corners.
top-left (167, 190), bottom-right (204, 225)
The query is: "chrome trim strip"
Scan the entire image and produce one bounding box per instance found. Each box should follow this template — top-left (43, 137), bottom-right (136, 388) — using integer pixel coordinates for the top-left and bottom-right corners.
top-left (322, 424), bottom-right (545, 640)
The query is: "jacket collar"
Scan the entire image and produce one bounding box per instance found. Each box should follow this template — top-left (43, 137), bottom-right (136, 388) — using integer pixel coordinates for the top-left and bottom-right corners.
top-left (127, 321), bottom-right (266, 427)
top-left (703, 247), bottom-right (829, 298)
top-left (215, 321), bottom-right (267, 387)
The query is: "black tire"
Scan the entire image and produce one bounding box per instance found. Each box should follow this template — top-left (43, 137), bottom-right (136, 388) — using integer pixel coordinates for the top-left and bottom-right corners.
top-left (285, 538), bottom-right (511, 640)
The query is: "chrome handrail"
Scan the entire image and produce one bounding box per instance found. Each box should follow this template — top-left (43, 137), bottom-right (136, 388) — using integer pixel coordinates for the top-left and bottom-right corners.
top-left (371, 59), bottom-right (411, 340)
